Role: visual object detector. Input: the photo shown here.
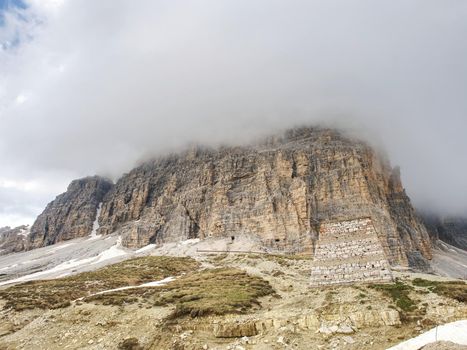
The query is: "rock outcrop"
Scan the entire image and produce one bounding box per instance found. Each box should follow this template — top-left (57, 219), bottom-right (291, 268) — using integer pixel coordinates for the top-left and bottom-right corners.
top-left (92, 127), bottom-right (431, 268)
top-left (27, 176), bottom-right (113, 249)
top-left (0, 225), bottom-right (29, 255)
top-left (421, 214), bottom-right (467, 250)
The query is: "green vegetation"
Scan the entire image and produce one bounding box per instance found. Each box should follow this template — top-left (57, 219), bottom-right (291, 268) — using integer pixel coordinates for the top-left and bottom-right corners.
top-left (0, 255), bottom-right (275, 320)
top-left (369, 281), bottom-right (416, 312)
top-left (0, 256), bottom-right (199, 311)
top-left (87, 268), bottom-right (275, 319)
top-left (412, 278), bottom-right (437, 288)
top-left (412, 278), bottom-right (467, 303)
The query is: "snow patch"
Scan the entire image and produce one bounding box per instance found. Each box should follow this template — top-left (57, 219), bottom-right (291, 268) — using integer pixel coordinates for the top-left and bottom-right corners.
top-left (0, 257), bottom-right (95, 286)
top-left (46, 257), bottom-right (96, 273)
top-left (49, 242), bottom-right (76, 252)
top-left (76, 276), bottom-right (175, 301)
top-left (135, 244), bottom-right (156, 253)
top-left (94, 237), bottom-right (127, 263)
top-left (89, 202), bottom-right (103, 239)
top-left (0, 263), bottom-right (18, 271)
top-left (180, 238), bottom-right (200, 245)
top-left (0, 237), bottom-right (128, 286)
top-left (387, 320), bottom-right (467, 349)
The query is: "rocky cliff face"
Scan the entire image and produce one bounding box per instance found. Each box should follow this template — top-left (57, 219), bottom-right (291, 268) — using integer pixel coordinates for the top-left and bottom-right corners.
top-left (27, 176), bottom-right (113, 249)
top-left (421, 214), bottom-right (467, 250)
top-left (0, 225), bottom-right (29, 255)
top-left (93, 127), bottom-right (431, 267)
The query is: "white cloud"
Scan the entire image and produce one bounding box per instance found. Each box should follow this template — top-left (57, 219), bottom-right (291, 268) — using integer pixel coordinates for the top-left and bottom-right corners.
top-left (14, 94), bottom-right (27, 104)
top-left (0, 178), bottom-right (37, 191)
top-left (0, 0), bottom-right (466, 227)
top-left (0, 213), bottom-right (32, 228)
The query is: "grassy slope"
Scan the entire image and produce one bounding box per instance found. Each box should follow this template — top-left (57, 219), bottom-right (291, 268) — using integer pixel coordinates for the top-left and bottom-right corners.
top-left (0, 256), bottom-right (199, 311)
top-left (0, 256), bottom-right (276, 320)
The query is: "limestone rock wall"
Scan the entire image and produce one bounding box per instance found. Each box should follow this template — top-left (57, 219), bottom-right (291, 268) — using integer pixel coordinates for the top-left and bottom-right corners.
top-left (95, 127), bottom-right (431, 267)
top-left (19, 127), bottom-right (433, 268)
top-left (310, 218), bottom-right (393, 286)
top-left (27, 176), bottom-right (113, 249)
top-left (0, 225), bottom-right (29, 255)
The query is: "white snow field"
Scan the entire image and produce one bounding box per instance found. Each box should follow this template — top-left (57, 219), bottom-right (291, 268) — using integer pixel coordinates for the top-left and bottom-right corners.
top-left (0, 234), bottom-right (127, 286)
top-left (88, 202), bottom-right (103, 240)
top-left (387, 320), bottom-right (467, 350)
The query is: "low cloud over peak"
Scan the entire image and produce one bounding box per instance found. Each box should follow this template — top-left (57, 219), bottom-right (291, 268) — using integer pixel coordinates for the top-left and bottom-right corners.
top-left (1, 0), bottom-right (467, 226)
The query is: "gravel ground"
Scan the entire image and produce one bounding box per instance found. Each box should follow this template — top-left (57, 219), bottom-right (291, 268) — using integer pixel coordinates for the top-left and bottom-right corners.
top-left (431, 242), bottom-right (467, 280)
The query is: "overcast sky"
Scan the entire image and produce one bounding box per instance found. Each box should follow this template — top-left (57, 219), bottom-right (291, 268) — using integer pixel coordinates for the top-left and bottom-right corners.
top-left (0, 0), bottom-right (466, 227)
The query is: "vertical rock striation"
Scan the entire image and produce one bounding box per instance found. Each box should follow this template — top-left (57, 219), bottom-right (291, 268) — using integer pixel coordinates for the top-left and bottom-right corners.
top-left (27, 176), bottom-right (113, 249)
top-left (17, 127), bottom-right (433, 269)
top-left (94, 127), bottom-right (431, 268)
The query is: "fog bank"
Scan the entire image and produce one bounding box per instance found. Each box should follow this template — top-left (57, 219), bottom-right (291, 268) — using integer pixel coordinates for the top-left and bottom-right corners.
top-left (1, 0), bottom-right (466, 226)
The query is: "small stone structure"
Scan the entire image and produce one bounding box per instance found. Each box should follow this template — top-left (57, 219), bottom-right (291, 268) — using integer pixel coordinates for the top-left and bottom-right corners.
top-left (310, 217), bottom-right (393, 286)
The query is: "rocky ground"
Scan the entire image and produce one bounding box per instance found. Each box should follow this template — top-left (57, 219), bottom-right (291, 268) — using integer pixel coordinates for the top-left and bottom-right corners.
top-left (0, 236), bottom-right (465, 350)
top-left (430, 242), bottom-right (467, 280)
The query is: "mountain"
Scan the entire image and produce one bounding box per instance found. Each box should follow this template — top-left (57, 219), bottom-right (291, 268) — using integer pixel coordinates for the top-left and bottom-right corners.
top-left (23, 127), bottom-right (432, 269)
top-left (0, 225), bottom-right (29, 254)
top-left (1, 127), bottom-right (466, 350)
top-left (27, 176), bottom-right (113, 249)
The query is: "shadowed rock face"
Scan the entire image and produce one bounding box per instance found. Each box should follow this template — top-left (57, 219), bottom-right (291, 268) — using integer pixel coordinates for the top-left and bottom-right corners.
top-left (422, 214), bottom-right (467, 250)
top-left (93, 127), bottom-right (431, 267)
top-left (27, 176), bottom-right (113, 249)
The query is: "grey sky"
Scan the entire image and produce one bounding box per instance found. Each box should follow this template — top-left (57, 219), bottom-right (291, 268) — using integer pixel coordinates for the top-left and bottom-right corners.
top-left (1, 0), bottom-right (466, 227)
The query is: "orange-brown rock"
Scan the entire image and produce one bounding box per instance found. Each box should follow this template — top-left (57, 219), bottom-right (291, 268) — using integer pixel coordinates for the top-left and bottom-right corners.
top-left (94, 127), bottom-right (432, 268)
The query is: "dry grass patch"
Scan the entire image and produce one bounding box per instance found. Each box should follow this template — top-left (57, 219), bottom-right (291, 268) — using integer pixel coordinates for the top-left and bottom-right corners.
top-left (412, 278), bottom-right (467, 303)
top-left (207, 252), bottom-right (311, 268)
top-left (264, 254), bottom-right (312, 265)
top-left (368, 281), bottom-right (417, 313)
top-left (86, 268), bottom-right (276, 319)
top-left (0, 256), bottom-right (199, 311)
top-left (233, 253), bottom-right (311, 266)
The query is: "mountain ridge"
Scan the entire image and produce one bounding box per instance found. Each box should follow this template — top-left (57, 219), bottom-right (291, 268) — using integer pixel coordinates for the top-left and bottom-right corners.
top-left (13, 126), bottom-right (436, 270)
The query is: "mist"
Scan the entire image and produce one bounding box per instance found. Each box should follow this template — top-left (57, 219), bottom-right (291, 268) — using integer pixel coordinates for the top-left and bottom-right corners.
top-left (1, 0), bottom-right (467, 226)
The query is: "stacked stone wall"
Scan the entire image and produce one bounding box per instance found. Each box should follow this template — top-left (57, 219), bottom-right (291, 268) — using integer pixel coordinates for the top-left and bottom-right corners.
top-left (310, 217), bottom-right (393, 286)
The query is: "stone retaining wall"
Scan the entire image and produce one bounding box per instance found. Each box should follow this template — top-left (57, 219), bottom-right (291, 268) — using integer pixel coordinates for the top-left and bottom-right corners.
top-left (310, 217), bottom-right (393, 286)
